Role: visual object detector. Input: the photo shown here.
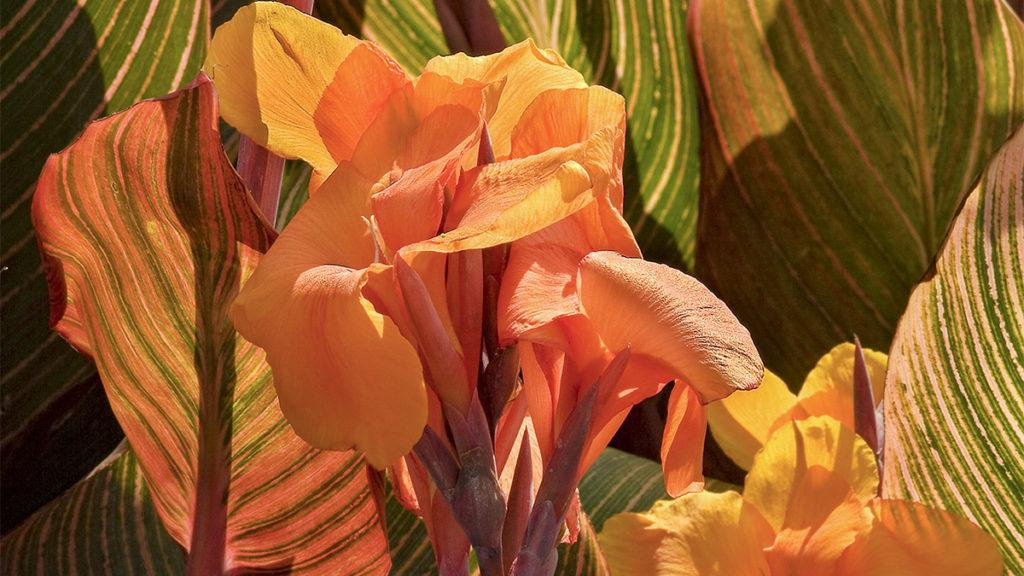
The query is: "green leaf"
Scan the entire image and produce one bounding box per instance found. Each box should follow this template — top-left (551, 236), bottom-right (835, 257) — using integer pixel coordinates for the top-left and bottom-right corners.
top-left (0, 0), bottom-right (243, 530)
top-left (384, 448), bottom-right (671, 574)
top-left (882, 126), bottom-right (1024, 572)
top-left (690, 0), bottom-right (1024, 384)
top-left (317, 0), bottom-right (700, 269)
top-left (1, 450), bottom-right (186, 575)
top-left (31, 78), bottom-right (389, 573)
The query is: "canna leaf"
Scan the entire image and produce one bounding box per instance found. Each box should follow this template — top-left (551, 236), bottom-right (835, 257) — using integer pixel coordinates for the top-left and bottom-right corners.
top-left (317, 0), bottom-right (699, 269)
top-left (30, 77), bottom-right (389, 574)
top-left (883, 126), bottom-right (1024, 572)
top-left (1, 450), bottom-right (186, 575)
top-left (690, 0), bottom-right (1024, 384)
top-left (0, 0), bottom-right (246, 530)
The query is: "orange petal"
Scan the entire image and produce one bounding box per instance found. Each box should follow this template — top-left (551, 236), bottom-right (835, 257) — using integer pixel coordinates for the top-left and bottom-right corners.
top-left (423, 40), bottom-right (586, 158)
top-left (407, 134), bottom-right (613, 253)
top-left (837, 499), bottom-right (1004, 576)
top-left (576, 251), bottom-right (763, 403)
top-left (205, 3), bottom-right (404, 175)
top-left (599, 491), bottom-right (774, 576)
top-left (371, 104), bottom-right (482, 251)
top-left (511, 86), bottom-right (626, 209)
top-left (707, 369), bottom-right (795, 471)
top-left (230, 176), bottom-right (425, 467)
top-left (231, 262), bottom-right (425, 468)
top-left (661, 383), bottom-right (707, 497)
top-left (497, 198), bottom-right (640, 344)
top-left (744, 416), bottom-right (878, 534)
top-left (791, 342), bottom-right (887, 431)
top-left (764, 467), bottom-right (872, 575)
top-left (314, 43), bottom-right (413, 172)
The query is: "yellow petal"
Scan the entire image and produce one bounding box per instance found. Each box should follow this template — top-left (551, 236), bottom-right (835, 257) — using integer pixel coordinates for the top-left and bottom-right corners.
top-left (576, 251), bottom-right (763, 403)
top-left (792, 342), bottom-right (887, 430)
top-left (744, 416), bottom-right (878, 534)
top-left (707, 369), bottom-right (796, 471)
top-left (230, 176), bottom-right (425, 467)
top-left (661, 383), bottom-right (707, 497)
top-left (423, 40), bottom-right (587, 158)
top-left (837, 499), bottom-right (1003, 576)
top-left (206, 3), bottom-right (408, 175)
top-left (405, 138), bottom-right (607, 253)
top-left (599, 491), bottom-right (773, 576)
top-left (764, 467), bottom-right (872, 575)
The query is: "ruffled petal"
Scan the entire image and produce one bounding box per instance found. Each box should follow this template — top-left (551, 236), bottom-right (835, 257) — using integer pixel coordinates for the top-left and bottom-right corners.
top-left (231, 261), bottom-right (425, 468)
top-left (599, 491), bottom-right (773, 576)
top-left (744, 416), bottom-right (878, 534)
top-left (423, 40), bottom-right (586, 158)
top-left (837, 499), bottom-right (1003, 576)
top-left (206, 2), bottom-right (408, 175)
top-left (576, 251), bottom-right (763, 403)
top-left (706, 369), bottom-right (796, 471)
top-left (230, 174), bottom-right (425, 466)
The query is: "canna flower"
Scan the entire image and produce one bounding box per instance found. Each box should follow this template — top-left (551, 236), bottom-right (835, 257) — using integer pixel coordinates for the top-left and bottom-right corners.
top-left (598, 345), bottom-right (1004, 576)
top-left (205, 2), bottom-right (643, 469)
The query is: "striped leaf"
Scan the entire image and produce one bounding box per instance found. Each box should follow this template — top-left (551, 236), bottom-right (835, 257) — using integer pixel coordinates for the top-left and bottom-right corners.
top-left (1, 450), bottom-right (187, 575)
top-left (1, 0), bottom-right (228, 530)
top-left (882, 127), bottom-right (1024, 571)
top-left (385, 448), bottom-right (671, 574)
top-left (317, 0), bottom-right (700, 269)
top-left (31, 78), bottom-right (389, 573)
top-left (690, 0), bottom-right (1024, 384)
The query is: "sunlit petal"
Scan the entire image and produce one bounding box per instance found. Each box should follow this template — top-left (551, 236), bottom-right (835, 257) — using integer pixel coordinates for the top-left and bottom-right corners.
top-left (707, 369), bottom-right (795, 471)
top-left (599, 491), bottom-right (773, 576)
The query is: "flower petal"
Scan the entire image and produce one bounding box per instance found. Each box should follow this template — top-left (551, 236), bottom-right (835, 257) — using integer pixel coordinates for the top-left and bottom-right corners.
top-left (231, 262), bottom-right (425, 468)
top-left (661, 383), bottom-right (707, 497)
top-left (744, 416), bottom-right (878, 534)
top-left (576, 251), bottom-right (763, 402)
top-left (764, 467), bottom-right (872, 575)
top-left (496, 198), bottom-right (639, 344)
top-left (837, 499), bottom-right (1004, 576)
top-left (423, 40), bottom-right (586, 158)
top-left (792, 342), bottom-right (887, 431)
top-left (230, 173), bottom-right (425, 466)
top-left (706, 369), bottom-right (796, 471)
top-left (206, 3), bottom-right (408, 175)
top-left (371, 104), bottom-right (482, 251)
top-left (599, 491), bottom-right (773, 576)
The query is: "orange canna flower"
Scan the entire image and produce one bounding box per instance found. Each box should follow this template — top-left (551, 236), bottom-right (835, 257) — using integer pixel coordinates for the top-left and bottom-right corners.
top-left (206, 3), bottom-right (762, 509)
top-left (598, 345), bottom-right (1004, 576)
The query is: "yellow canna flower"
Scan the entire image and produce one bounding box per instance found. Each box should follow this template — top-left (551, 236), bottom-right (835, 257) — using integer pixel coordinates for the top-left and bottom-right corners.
top-left (598, 345), bottom-right (1004, 575)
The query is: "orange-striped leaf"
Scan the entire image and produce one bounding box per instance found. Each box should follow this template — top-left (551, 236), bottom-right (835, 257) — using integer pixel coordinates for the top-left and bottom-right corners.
top-left (883, 126), bottom-right (1024, 572)
top-left (1, 0), bottom-right (238, 530)
top-left (691, 0), bottom-right (1024, 383)
top-left (30, 77), bottom-right (389, 574)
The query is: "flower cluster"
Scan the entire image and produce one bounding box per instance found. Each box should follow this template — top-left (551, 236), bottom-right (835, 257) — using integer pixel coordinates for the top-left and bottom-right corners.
top-left (207, 2), bottom-right (762, 571)
top-left (599, 344), bottom-right (1003, 575)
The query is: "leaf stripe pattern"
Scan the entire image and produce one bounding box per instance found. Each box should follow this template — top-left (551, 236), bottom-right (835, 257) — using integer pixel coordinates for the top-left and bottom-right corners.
top-left (31, 78), bottom-right (388, 574)
top-left (1, 452), bottom-right (187, 576)
top-left (883, 127), bottom-right (1024, 572)
top-left (317, 0), bottom-right (700, 269)
top-left (1, 0), bottom-right (212, 529)
top-left (690, 0), bottom-right (1024, 385)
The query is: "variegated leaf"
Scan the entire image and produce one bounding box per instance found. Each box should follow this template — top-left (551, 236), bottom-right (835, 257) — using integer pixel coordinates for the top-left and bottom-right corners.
top-left (0, 0), bottom-right (236, 530)
top-left (883, 126), bottom-right (1024, 572)
top-left (691, 0), bottom-right (1024, 384)
top-left (30, 77), bottom-right (388, 574)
